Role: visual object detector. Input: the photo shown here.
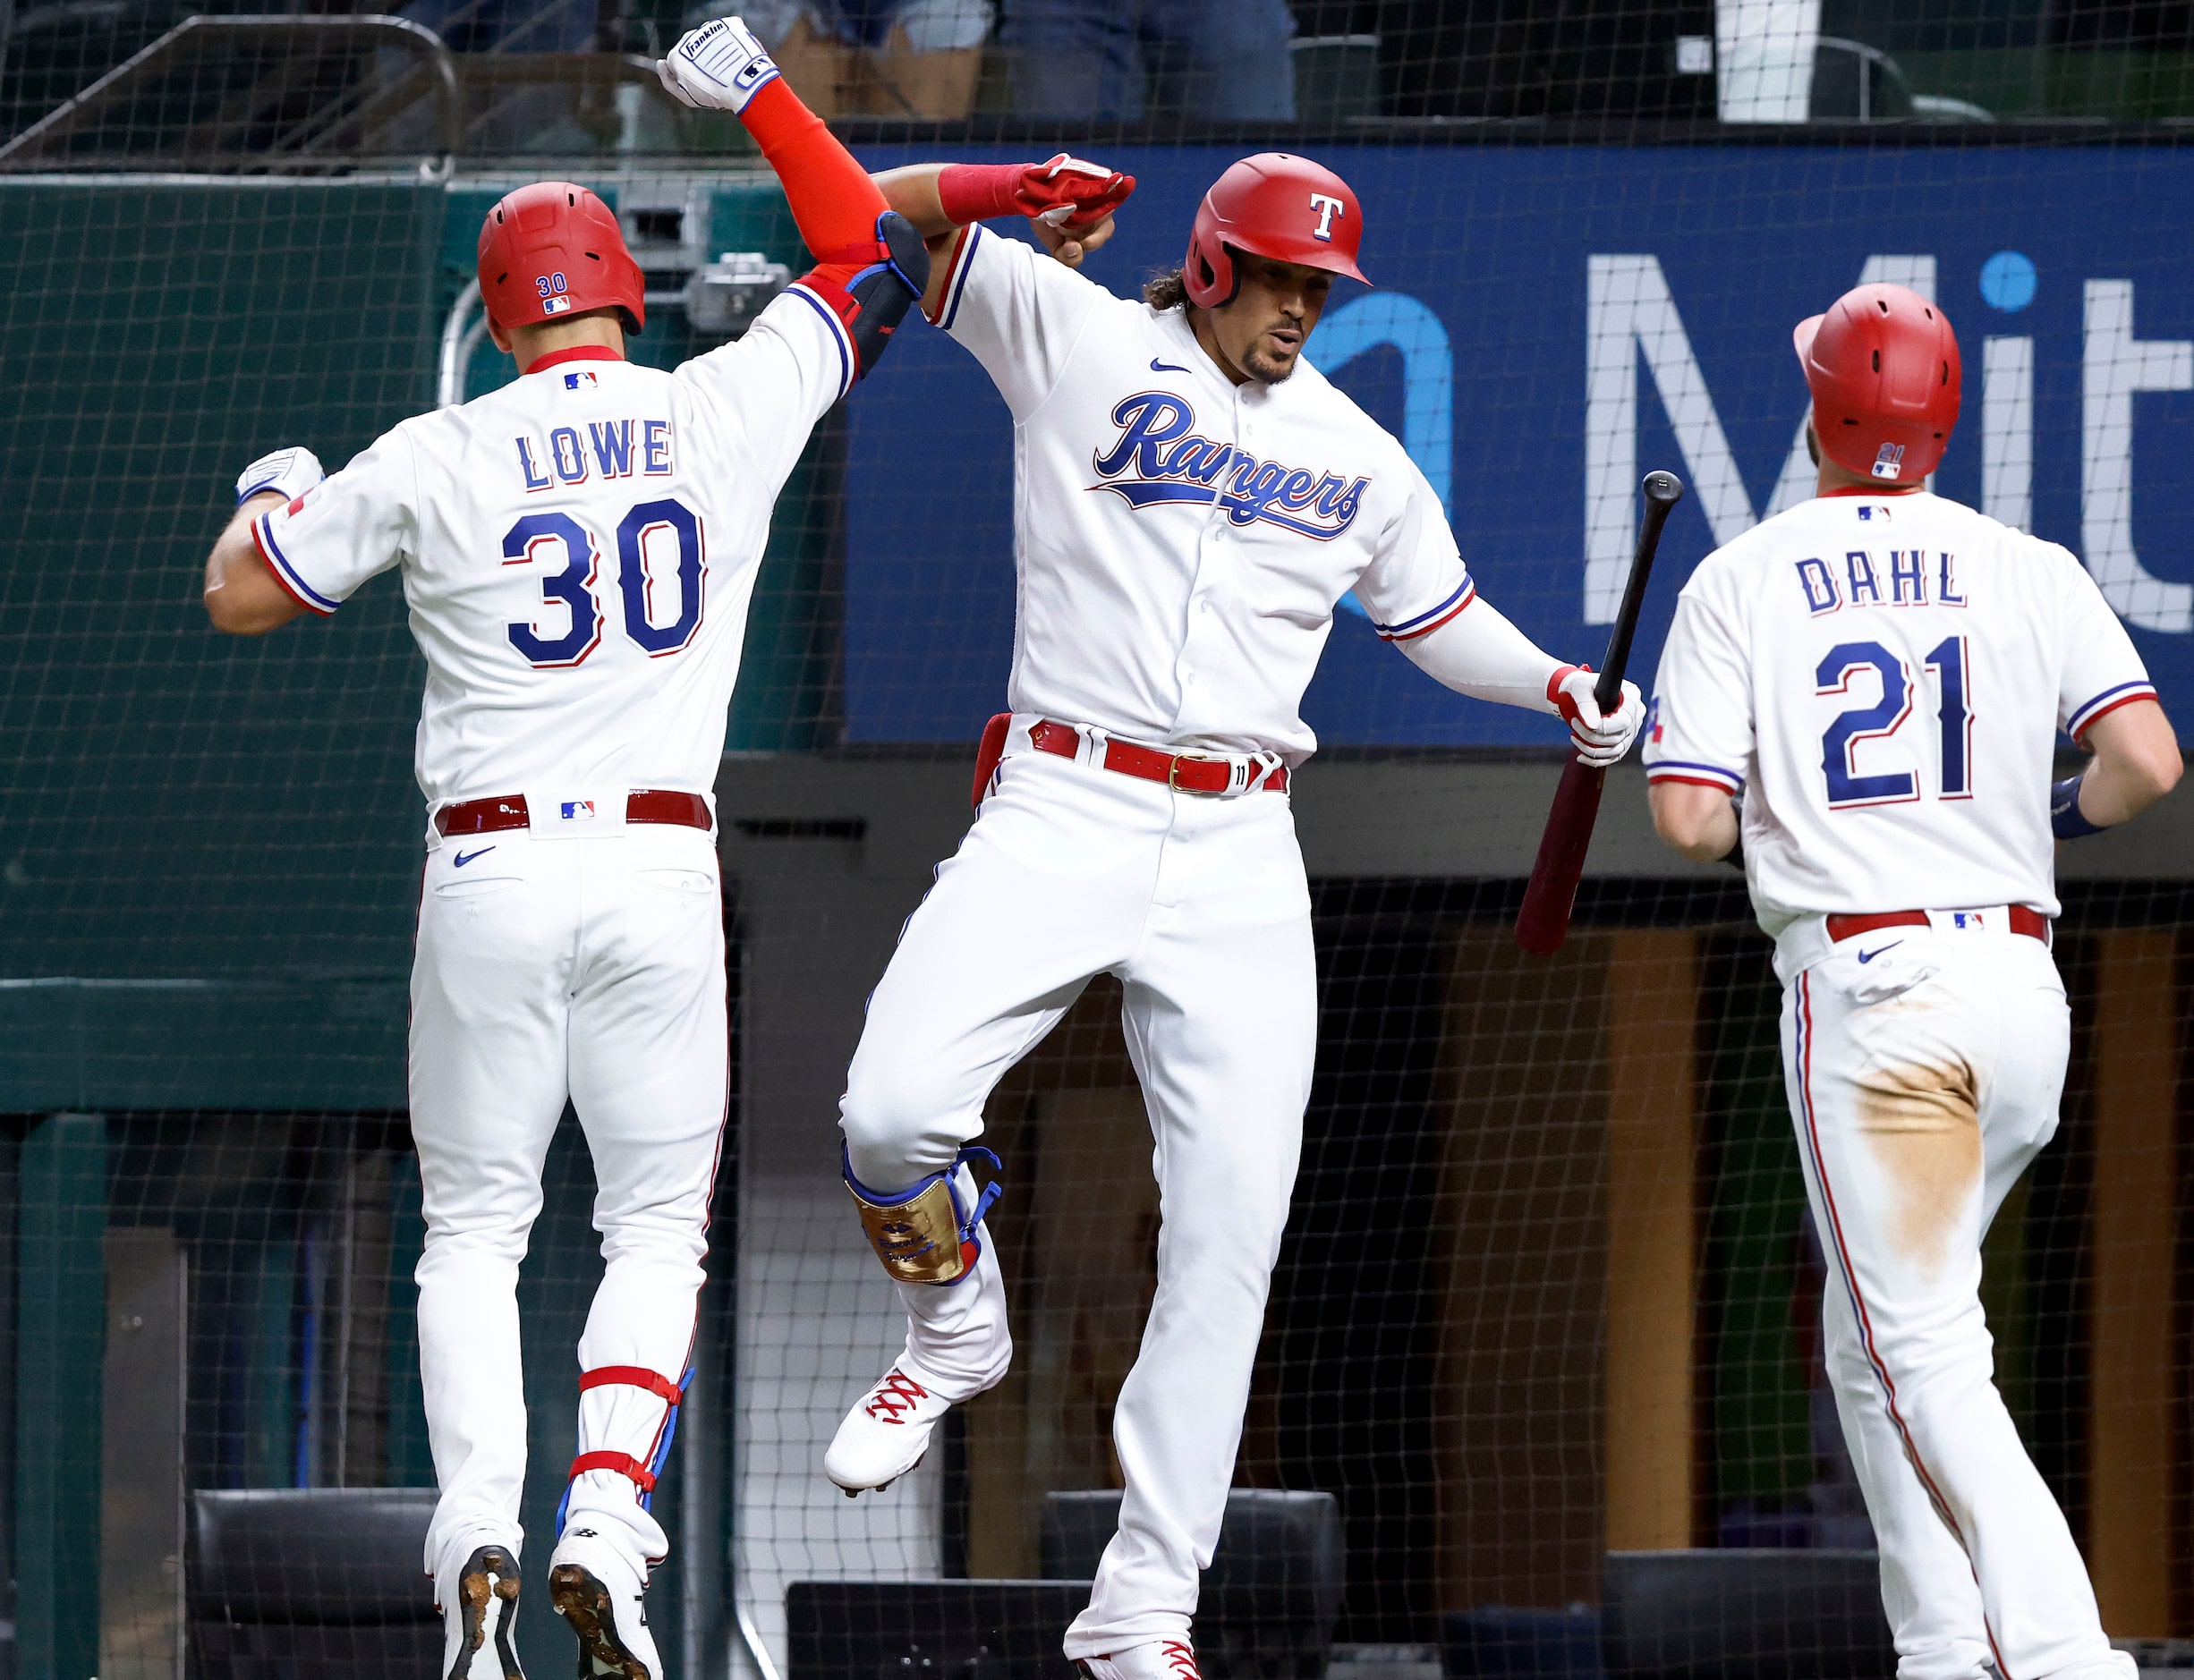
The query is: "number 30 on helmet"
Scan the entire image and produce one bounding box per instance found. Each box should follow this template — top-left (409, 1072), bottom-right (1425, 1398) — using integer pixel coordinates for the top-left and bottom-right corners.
top-left (1182, 152), bottom-right (1372, 310)
top-left (476, 181), bottom-right (648, 335)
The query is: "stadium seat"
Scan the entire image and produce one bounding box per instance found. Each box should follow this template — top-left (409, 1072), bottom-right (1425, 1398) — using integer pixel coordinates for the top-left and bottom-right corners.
top-left (786, 1578), bottom-right (1093, 1680)
top-left (1042, 1489), bottom-right (1345, 1678)
top-left (1600, 1550), bottom-right (1893, 1680)
top-left (1441, 1604), bottom-right (1604, 1680)
top-left (188, 1488), bottom-right (439, 1679)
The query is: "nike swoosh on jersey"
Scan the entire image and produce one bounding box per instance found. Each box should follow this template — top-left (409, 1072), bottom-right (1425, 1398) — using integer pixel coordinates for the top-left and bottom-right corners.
top-left (1149, 357), bottom-right (1191, 374)
top-left (454, 846), bottom-right (496, 868)
top-left (1856, 941), bottom-right (1902, 963)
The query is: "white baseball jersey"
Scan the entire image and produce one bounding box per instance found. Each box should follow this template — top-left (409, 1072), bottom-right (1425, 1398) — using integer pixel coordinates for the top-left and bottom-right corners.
top-left (930, 223), bottom-right (1475, 763)
top-left (251, 285), bottom-right (856, 806)
top-left (1644, 488), bottom-right (2156, 929)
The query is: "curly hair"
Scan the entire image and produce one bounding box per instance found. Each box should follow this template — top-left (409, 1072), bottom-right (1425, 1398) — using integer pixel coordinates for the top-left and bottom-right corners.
top-left (1143, 267), bottom-right (1188, 311)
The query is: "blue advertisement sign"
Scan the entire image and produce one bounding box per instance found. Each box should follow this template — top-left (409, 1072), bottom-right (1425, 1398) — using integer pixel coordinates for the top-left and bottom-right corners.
top-left (842, 143), bottom-right (2194, 746)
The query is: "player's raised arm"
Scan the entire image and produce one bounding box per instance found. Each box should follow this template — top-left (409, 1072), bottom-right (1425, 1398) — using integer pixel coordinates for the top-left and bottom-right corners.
top-left (203, 446), bottom-right (325, 635)
top-left (660, 17), bottom-right (929, 379)
top-left (868, 157), bottom-right (1135, 317)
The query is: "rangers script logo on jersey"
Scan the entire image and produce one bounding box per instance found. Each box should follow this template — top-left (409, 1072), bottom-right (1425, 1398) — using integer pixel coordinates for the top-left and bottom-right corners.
top-left (1089, 392), bottom-right (1369, 540)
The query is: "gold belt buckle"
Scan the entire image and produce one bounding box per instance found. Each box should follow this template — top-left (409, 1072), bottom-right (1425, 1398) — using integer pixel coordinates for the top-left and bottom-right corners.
top-left (1167, 751), bottom-right (1223, 795)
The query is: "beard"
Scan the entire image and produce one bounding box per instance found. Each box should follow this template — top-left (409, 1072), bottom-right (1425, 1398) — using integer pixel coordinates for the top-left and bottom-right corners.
top-left (1238, 334), bottom-right (1301, 385)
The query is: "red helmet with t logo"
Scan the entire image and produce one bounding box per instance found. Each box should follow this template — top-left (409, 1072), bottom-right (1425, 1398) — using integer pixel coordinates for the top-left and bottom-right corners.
top-left (1182, 153), bottom-right (1371, 309)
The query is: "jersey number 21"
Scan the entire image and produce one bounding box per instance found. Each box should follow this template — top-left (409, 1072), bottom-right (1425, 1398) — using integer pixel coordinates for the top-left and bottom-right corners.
top-left (1816, 638), bottom-right (1970, 808)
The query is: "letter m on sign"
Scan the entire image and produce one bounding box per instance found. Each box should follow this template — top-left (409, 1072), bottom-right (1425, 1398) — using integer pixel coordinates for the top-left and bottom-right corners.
top-left (1584, 255), bottom-right (1756, 623)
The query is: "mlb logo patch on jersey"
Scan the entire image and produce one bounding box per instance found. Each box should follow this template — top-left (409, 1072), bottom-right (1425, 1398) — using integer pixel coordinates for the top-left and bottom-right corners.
top-left (1857, 504), bottom-right (1890, 522)
top-left (564, 369), bottom-right (597, 390)
top-left (560, 800), bottom-right (596, 821)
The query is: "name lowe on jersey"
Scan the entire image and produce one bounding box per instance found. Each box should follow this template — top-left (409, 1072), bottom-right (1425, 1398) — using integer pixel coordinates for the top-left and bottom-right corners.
top-left (251, 290), bottom-right (853, 811)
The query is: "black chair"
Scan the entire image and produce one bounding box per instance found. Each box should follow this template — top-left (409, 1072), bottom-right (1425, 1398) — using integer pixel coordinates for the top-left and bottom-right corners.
top-left (1042, 1489), bottom-right (1344, 1679)
top-left (787, 1578), bottom-right (1093, 1680)
top-left (189, 1488), bottom-right (440, 1679)
top-left (1601, 1550), bottom-right (1892, 1680)
top-left (1442, 1604), bottom-right (1604, 1680)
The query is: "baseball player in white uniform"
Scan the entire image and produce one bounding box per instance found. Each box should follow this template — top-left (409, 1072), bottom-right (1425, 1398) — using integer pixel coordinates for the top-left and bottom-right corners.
top-left (833, 152), bottom-right (1637, 1676)
top-left (201, 21), bottom-right (925, 1675)
top-left (1646, 283), bottom-right (2181, 1680)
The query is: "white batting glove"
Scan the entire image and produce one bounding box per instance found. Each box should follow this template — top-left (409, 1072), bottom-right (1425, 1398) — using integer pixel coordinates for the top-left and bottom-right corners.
top-left (234, 445), bottom-right (323, 507)
top-left (658, 16), bottom-right (780, 113)
top-left (1551, 666), bottom-right (1646, 768)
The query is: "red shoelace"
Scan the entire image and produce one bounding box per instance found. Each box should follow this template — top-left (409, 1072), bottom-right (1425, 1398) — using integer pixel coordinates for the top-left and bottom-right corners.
top-left (863, 1367), bottom-right (931, 1423)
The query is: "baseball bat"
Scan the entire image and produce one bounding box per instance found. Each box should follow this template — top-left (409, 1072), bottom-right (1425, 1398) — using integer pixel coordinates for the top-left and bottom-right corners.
top-left (1514, 469), bottom-right (1685, 955)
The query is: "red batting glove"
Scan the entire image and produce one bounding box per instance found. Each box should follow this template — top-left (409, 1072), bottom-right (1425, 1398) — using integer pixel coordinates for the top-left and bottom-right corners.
top-left (1549, 663), bottom-right (1645, 767)
top-left (937, 154), bottom-right (1136, 234)
top-left (1547, 663), bottom-right (1592, 724)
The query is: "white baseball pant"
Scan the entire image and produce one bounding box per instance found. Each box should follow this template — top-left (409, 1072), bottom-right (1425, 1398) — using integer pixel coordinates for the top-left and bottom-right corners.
top-left (410, 817), bottom-right (728, 1585)
top-left (1779, 916), bottom-right (2134, 1680)
top-left (839, 729), bottom-right (1317, 1657)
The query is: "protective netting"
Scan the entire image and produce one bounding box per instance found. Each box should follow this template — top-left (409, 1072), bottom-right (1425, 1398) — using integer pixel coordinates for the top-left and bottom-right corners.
top-left (0, 5), bottom-right (2190, 1680)
top-left (23, 0), bottom-right (2194, 162)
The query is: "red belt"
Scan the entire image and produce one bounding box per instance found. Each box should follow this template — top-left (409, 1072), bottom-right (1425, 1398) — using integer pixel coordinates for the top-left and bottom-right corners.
top-left (1028, 719), bottom-right (1288, 796)
top-left (433, 788), bottom-right (711, 837)
top-left (1824, 907), bottom-right (2049, 945)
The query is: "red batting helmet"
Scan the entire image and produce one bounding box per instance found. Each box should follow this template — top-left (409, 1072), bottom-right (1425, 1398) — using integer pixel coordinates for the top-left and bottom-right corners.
top-left (477, 181), bottom-right (645, 335)
top-left (1183, 153), bottom-right (1370, 310)
top-left (1794, 283), bottom-right (1960, 484)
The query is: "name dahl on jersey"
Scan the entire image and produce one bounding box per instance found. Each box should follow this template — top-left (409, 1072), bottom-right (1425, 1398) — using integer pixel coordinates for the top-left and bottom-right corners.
top-left (515, 418), bottom-right (676, 493)
top-left (1088, 392), bottom-right (1369, 541)
top-left (1793, 547), bottom-right (1967, 615)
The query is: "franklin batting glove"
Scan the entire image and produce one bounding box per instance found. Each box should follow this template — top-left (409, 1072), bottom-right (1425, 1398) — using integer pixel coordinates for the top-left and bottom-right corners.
top-left (234, 445), bottom-right (324, 507)
top-left (659, 16), bottom-right (780, 113)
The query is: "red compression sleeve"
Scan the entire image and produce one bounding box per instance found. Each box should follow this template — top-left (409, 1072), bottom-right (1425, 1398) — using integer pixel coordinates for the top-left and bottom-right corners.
top-left (937, 163), bottom-right (1028, 226)
top-left (736, 77), bottom-right (889, 259)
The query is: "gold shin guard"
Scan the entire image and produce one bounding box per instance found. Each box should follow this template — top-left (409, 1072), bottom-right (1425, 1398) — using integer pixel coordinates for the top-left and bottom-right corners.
top-left (849, 1172), bottom-right (973, 1285)
top-left (845, 1147), bottom-right (1003, 1286)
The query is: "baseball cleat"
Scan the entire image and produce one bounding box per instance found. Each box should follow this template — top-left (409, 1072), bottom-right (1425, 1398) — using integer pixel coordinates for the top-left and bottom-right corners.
top-left (1078, 1639), bottom-right (1203, 1680)
top-left (440, 1543), bottom-right (526, 1680)
top-left (824, 1362), bottom-right (955, 1494)
top-left (548, 1528), bottom-right (661, 1679)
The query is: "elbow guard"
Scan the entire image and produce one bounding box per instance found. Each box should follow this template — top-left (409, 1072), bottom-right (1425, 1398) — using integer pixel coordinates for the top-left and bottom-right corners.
top-left (803, 211), bottom-right (931, 379)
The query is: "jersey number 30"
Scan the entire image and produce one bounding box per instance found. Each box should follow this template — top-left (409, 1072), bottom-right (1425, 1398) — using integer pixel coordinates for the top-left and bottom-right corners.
top-left (1816, 637), bottom-right (1970, 808)
top-left (503, 498), bottom-right (705, 667)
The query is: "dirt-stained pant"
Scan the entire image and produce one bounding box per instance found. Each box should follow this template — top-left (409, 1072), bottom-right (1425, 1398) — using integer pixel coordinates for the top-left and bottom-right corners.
top-left (1777, 915), bottom-right (2133, 1680)
top-left (839, 733), bottom-right (1317, 1659)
